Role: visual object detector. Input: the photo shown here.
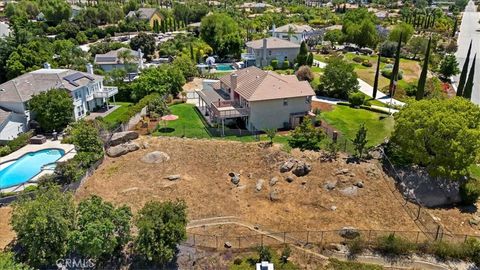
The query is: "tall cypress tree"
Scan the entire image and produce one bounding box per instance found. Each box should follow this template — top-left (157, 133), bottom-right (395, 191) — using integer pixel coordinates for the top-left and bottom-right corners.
top-left (457, 40), bottom-right (472, 96)
top-left (372, 54), bottom-right (381, 99)
top-left (389, 32), bottom-right (402, 97)
top-left (416, 37), bottom-right (432, 100)
top-left (452, 17), bottom-right (458, 37)
top-left (463, 54), bottom-right (476, 99)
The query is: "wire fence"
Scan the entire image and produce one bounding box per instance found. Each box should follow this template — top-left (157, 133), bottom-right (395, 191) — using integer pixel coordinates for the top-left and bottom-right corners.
top-left (185, 228), bottom-right (480, 251)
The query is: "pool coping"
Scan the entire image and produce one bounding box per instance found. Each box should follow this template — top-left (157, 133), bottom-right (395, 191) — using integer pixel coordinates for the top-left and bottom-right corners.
top-left (0, 141), bottom-right (76, 192)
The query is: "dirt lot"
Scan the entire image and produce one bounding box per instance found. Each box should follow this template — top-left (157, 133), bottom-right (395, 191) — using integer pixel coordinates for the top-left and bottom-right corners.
top-left (0, 207), bottom-right (14, 250)
top-left (76, 137), bottom-right (419, 232)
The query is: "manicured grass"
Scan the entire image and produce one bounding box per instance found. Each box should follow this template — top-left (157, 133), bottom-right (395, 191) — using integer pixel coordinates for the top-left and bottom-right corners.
top-left (469, 164), bottom-right (480, 180)
top-left (153, 103), bottom-right (211, 138)
top-left (152, 103), bottom-right (292, 146)
top-left (103, 102), bottom-right (133, 124)
top-left (320, 105), bottom-right (395, 147)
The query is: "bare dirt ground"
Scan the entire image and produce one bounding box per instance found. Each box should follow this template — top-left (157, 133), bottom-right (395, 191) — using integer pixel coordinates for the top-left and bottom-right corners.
top-left (428, 205), bottom-right (480, 236)
top-left (0, 207), bottom-right (14, 250)
top-left (75, 136), bottom-right (419, 233)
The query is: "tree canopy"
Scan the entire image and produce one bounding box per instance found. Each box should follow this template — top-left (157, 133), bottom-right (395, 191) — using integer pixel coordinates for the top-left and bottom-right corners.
top-left (130, 65), bottom-right (186, 101)
top-left (317, 58), bottom-right (359, 99)
top-left (200, 13), bottom-right (243, 58)
top-left (130, 33), bottom-right (156, 59)
top-left (28, 89), bottom-right (74, 132)
top-left (390, 98), bottom-right (480, 178)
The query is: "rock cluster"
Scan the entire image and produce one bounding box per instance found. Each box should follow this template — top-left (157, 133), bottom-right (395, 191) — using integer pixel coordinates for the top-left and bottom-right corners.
top-left (107, 142), bottom-right (140, 157)
top-left (279, 159), bottom-right (311, 177)
top-left (110, 131), bottom-right (139, 146)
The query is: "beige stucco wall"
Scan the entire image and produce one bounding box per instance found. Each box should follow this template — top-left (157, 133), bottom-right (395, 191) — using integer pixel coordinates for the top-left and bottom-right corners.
top-left (248, 96), bottom-right (311, 130)
top-left (149, 13), bottom-right (163, 28)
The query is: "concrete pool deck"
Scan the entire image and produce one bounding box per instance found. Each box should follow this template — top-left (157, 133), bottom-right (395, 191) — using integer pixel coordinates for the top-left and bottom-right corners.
top-left (0, 140), bottom-right (76, 193)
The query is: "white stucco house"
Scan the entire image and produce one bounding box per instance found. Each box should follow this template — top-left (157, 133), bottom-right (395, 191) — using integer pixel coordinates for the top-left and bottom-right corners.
top-left (244, 37), bottom-right (300, 68)
top-left (271, 24), bottom-right (314, 44)
top-left (0, 64), bottom-right (118, 143)
top-left (196, 66), bottom-right (315, 134)
top-left (94, 47), bottom-right (144, 79)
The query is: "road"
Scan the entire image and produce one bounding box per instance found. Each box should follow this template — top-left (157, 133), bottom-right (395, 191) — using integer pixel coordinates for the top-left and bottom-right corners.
top-left (455, 0), bottom-right (480, 104)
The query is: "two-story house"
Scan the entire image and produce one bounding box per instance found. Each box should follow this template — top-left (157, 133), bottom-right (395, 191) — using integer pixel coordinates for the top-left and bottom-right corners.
top-left (94, 47), bottom-right (144, 79)
top-left (271, 24), bottom-right (314, 44)
top-left (0, 64), bottom-right (118, 142)
top-left (196, 66), bottom-right (315, 135)
top-left (244, 37), bottom-right (300, 68)
top-left (125, 8), bottom-right (163, 29)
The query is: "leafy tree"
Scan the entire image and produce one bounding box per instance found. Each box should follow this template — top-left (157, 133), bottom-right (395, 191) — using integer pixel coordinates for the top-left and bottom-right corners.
top-left (11, 186), bottom-right (75, 267)
top-left (416, 37), bottom-right (432, 101)
top-left (29, 89), bottom-right (74, 132)
top-left (307, 52), bottom-right (314, 66)
top-left (439, 54), bottom-right (460, 79)
top-left (406, 36), bottom-right (428, 60)
top-left (388, 23), bottom-right (414, 43)
top-left (457, 40), bottom-right (472, 97)
top-left (257, 246), bottom-right (273, 262)
top-left (324, 29), bottom-right (344, 46)
top-left (463, 54), bottom-right (476, 100)
top-left (389, 32), bottom-right (403, 97)
top-left (372, 54), bottom-right (381, 99)
top-left (134, 200), bottom-right (187, 265)
top-left (355, 18), bottom-right (379, 48)
top-left (200, 13), bottom-right (243, 58)
top-left (288, 120), bottom-right (325, 151)
top-left (131, 65), bottom-right (186, 101)
top-left (295, 65), bottom-right (314, 82)
top-left (130, 33), bottom-right (156, 60)
top-left (0, 252), bottom-right (30, 270)
top-left (264, 128), bottom-right (276, 144)
top-left (352, 123), bottom-right (368, 158)
top-left (296, 41), bottom-right (308, 66)
top-left (390, 97), bottom-right (480, 178)
top-left (68, 196), bottom-right (132, 260)
top-left (172, 55), bottom-right (198, 79)
top-left (147, 95), bottom-right (170, 116)
top-left (379, 41), bottom-right (397, 57)
top-left (317, 58), bottom-right (359, 99)
top-left (42, 0), bottom-right (71, 25)
top-left (66, 120), bottom-right (104, 155)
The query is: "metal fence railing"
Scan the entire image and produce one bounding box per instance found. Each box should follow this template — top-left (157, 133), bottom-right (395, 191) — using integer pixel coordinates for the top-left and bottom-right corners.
top-left (185, 228), bottom-right (480, 250)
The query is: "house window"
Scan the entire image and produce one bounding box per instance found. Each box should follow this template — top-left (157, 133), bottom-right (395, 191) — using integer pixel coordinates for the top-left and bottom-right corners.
top-left (283, 98), bottom-right (288, 106)
top-left (77, 106), bottom-right (82, 117)
top-left (268, 50), bottom-right (272, 56)
top-left (305, 96), bottom-right (311, 104)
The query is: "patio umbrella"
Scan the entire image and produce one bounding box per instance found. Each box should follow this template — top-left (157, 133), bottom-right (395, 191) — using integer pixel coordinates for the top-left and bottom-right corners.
top-left (160, 114), bottom-right (179, 130)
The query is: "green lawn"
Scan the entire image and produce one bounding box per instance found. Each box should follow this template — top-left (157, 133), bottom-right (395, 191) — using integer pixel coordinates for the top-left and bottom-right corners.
top-left (103, 102), bottom-right (133, 124)
top-left (152, 103), bottom-right (292, 146)
top-left (320, 105), bottom-right (395, 147)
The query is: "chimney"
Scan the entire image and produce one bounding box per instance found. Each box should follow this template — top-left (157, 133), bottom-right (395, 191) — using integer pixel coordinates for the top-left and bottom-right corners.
top-left (86, 63), bottom-right (94, 75)
top-left (43, 62), bottom-right (51, 69)
top-left (230, 73), bottom-right (238, 101)
top-left (262, 38), bottom-right (268, 67)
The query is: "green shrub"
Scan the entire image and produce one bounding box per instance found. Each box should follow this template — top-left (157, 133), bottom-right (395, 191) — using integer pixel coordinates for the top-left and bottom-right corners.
top-left (381, 68), bottom-right (403, 80)
top-left (362, 60), bottom-right (373, 67)
top-left (352, 56), bottom-right (364, 63)
top-left (0, 132), bottom-right (33, 157)
top-left (426, 240), bottom-right (467, 260)
top-left (233, 258), bottom-right (242, 265)
top-left (328, 258), bottom-right (383, 270)
top-left (347, 237), bottom-right (367, 256)
top-left (348, 92), bottom-right (365, 107)
top-left (257, 246), bottom-right (273, 262)
top-left (460, 178), bottom-right (480, 205)
top-left (263, 65), bottom-right (274, 71)
top-left (374, 234), bottom-right (417, 256)
top-left (271, 59), bottom-right (279, 70)
top-left (282, 60), bottom-right (290, 69)
top-left (0, 145), bottom-right (11, 157)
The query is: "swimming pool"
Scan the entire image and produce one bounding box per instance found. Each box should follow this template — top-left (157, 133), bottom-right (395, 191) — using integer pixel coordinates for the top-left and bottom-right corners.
top-left (0, 149), bottom-right (65, 189)
top-left (216, 64), bottom-right (235, 71)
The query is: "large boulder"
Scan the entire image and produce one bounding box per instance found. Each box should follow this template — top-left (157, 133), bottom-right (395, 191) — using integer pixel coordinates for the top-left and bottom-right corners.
top-left (229, 172), bottom-right (240, 185)
top-left (141, 151), bottom-right (170, 164)
top-left (107, 142), bottom-right (140, 157)
top-left (339, 227), bottom-right (360, 239)
top-left (280, 159), bottom-right (295, 173)
top-left (110, 131), bottom-right (139, 146)
top-left (292, 161), bottom-right (311, 177)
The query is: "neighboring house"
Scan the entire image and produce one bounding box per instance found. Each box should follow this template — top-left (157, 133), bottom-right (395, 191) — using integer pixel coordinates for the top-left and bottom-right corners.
top-left (244, 37), bottom-right (300, 67)
top-left (271, 23), bottom-right (314, 44)
top-left (0, 64), bottom-right (118, 142)
top-left (94, 47), bottom-right (144, 76)
top-left (196, 66), bottom-right (315, 133)
top-left (126, 8), bottom-right (163, 29)
top-left (70, 5), bottom-right (83, 20)
top-left (237, 2), bottom-right (273, 12)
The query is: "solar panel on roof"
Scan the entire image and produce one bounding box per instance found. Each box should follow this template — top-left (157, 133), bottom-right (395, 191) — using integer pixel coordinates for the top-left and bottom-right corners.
top-left (63, 72), bottom-right (94, 87)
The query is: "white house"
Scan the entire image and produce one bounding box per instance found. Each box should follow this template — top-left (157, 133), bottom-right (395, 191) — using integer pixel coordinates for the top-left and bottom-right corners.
top-left (94, 48), bottom-right (144, 79)
top-left (0, 64), bottom-right (118, 142)
top-left (196, 66), bottom-right (315, 134)
top-left (244, 37), bottom-right (300, 68)
top-left (271, 24), bottom-right (314, 44)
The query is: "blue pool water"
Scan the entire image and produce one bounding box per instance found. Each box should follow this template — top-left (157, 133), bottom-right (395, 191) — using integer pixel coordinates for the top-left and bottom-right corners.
top-left (0, 149), bottom-right (65, 189)
top-left (216, 64), bottom-right (235, 71)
